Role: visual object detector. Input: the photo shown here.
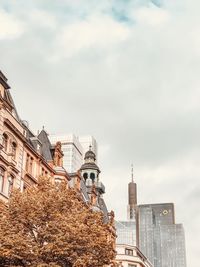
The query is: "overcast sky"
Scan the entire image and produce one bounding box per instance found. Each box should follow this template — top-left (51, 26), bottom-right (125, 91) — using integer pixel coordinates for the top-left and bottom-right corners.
top-left (0, 0), bottom-right (200, 266)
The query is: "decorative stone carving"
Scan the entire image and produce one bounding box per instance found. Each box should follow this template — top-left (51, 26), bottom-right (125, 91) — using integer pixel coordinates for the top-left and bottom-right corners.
top-left (53, 141), bottom-right (63, 167)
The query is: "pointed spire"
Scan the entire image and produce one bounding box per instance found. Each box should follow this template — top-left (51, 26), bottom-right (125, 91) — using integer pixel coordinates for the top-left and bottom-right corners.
top-left (131, 163), bottom-right (134, 183)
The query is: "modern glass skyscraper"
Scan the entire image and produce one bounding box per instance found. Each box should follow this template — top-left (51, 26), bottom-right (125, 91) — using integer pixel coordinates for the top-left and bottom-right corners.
top-left (138, 203), bottom-right (187, 267)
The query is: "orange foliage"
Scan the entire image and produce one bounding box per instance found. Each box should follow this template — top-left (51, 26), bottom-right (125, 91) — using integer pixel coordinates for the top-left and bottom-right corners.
top-left (0, 177), bottom-right (115, 267)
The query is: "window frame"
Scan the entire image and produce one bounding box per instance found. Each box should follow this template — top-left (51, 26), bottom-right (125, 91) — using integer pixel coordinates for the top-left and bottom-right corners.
top-left (0, 167), bottom-right (6, 193)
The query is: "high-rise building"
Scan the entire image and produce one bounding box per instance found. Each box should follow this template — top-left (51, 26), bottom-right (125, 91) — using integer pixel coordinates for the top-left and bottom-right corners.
top-left (138, 203), bottom-right (187, 267)
top-left (49, 134), bottom-right (83, 173)
top-left (116, 167), bottom-right (187, 267)
top-left (49, 134), bottom-right (98, 174)
top-left (114, 168), bottom-right (151, 267)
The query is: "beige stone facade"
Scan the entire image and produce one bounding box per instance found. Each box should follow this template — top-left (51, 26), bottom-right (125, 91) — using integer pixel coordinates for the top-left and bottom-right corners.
top-left (115, 244), bottom-right (153, 267)
top-left (0, 71), bottom-right (70, 202)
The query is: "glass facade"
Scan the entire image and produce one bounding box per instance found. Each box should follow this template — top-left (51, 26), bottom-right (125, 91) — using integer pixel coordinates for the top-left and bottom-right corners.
top-left (115, 221), bottom-right (136, 246)
top-left (138, 203), bottom-right (187, 267)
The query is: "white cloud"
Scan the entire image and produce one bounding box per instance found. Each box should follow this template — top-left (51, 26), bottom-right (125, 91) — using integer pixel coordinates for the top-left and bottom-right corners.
top-left (0, 9), bottom-right (25, 39)
top-left (133, 4), bottom-right (170, 26)
top-left (29, 10), bottom-right (57, 29)
top-left (56, 15), bottom-right (130, 58)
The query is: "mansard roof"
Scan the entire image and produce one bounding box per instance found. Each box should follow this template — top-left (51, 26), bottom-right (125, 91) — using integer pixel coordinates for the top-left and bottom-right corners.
top-left (37, 130), bottom-right (53, 162)
top-left (0, 71), bottom-right (20, 121)
top-left (0, 71), bottom-right (10, 89)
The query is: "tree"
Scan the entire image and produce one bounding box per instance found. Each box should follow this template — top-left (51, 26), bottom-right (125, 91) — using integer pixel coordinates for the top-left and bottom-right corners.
top-left (0, 177), bottom-right (116, 267)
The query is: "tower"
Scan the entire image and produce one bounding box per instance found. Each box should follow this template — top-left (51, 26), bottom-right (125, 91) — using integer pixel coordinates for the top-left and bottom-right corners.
top-left (138, 203), bottom-right (187, 267)
top-left (80, 146), bottom-right (105, 195)
top-left (127, 164), bottom-right (137, 221)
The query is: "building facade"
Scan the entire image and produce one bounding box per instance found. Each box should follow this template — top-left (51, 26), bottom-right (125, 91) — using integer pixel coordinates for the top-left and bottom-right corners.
top-left (0, 70), bottom-right (116, 266)
top-left (138, 203), bottom-right (187, 267)
top-left (115, 244), bottom-right (153, 267)
top-left (115, 221), bottom-right (136, 246)
top-left (0, 71), bottom-right (72, 202)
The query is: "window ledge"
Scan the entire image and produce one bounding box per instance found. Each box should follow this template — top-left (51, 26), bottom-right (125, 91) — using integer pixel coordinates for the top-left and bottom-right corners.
top-left (0, 191), bottom-right (9, 199)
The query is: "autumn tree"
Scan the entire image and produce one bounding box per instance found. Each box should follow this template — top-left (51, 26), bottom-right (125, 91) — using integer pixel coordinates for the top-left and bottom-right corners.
top-left (0, 177), bottom-right (116, 267)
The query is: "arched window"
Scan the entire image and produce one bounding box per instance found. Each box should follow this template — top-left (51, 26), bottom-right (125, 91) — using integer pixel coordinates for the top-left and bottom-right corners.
top-left (11, 142), bottom-right (17, 159)
top-left (2, 133), bottom-right (8, 152)
top-left (83, 173), bottom-right (88, 181)
top-left (0, 167), bottom-right (5, 192)
top-left (90, 173), bottom-right (95, 182)
top-left (26, 154), bottom-right (34, 174)
top-left (8, 175), bottom-right (14, 196)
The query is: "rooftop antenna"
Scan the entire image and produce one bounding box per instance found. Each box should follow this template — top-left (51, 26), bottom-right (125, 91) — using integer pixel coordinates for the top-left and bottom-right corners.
top-left (131, 163), bottom-right (134, 182)
top-left (89, 144), bottom-right (92, 151)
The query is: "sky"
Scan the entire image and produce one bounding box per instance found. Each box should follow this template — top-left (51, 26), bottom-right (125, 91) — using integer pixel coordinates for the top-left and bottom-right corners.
top-left (0, 0), bottom-right (199, 266)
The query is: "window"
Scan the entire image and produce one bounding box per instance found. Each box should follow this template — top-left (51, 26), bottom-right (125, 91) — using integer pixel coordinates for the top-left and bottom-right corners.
top-left (11, 142), bottom-right (17, 159)
top-left (125, 248), bottom-right (133, 256)
top-left (26, 154), bottom-right (34, 174)
top-left (25, 154), bottom-right (29, 171)
top-left (41, 168), bottom-right (48, 176)
top-left (0, 167), bottom-right (5, 192)
top-left (90, 172), bottom-right (95, 181)
top-left (83, 173), bottom-right (88, 180)
top-left (2, 133), bottom-right (8, 152)
top-left (8, 175), bottom-right (14, 195)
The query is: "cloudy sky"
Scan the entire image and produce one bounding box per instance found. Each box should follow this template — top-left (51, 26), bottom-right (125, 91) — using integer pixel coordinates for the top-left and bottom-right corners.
top-left (1, 0), bottom-right (200, 265)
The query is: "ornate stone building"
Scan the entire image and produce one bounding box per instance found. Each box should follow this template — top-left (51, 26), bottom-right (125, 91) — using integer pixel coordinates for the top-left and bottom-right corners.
top-left (0, 70), bottom-right (116, 266)
top-left (0, 70), bottom-right (113, 222)
top-left (0, 71), bottom-right (71, 202)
